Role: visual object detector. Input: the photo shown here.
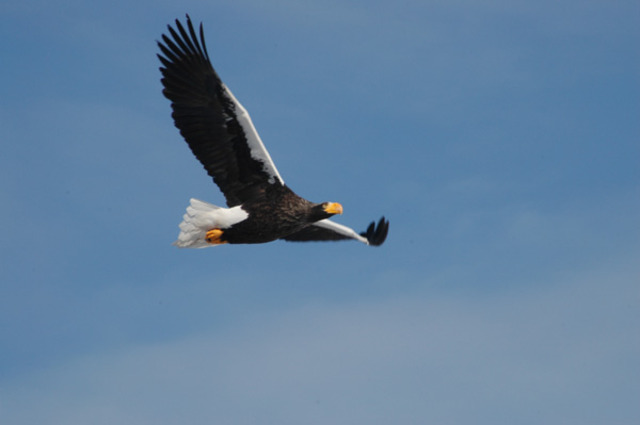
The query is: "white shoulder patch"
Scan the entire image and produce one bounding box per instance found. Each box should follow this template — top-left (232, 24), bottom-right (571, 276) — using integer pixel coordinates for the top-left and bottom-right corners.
top-left (223, 84), bottom-right (285, 185)
top-left (314, 219), bottom-right (369, 245)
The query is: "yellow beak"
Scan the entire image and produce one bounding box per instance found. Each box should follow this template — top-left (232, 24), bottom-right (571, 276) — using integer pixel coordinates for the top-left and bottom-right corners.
top-left (323, 202), bottom-right (343, 215)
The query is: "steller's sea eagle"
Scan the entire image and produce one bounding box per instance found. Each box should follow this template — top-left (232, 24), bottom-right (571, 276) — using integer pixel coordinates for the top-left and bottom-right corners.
top-left (157, 16), bottom-right (389, 247)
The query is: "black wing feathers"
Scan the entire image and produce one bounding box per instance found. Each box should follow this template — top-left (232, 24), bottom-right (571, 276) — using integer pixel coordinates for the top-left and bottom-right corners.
top-left (360, 217), bottom-right (389, 246)
top-left (158, 16), bottom-right (273, 207)
top-left (282, 226), bottom-right (352, 243)
top-left (284, 217), bottom-right (389, 246)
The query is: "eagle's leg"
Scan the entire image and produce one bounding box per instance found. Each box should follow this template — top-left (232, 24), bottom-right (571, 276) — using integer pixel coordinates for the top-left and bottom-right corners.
top-left (205, 228), bottom-right (226, 245)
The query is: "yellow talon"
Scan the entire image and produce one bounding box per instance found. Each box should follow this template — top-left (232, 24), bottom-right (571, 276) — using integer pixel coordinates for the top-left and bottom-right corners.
top-left (205, 228), bottom-right (226, 244)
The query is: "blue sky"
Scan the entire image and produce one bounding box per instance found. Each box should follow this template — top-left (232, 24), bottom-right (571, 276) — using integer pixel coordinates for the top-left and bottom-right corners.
top-left (1, 0), bottom-right (639, 423)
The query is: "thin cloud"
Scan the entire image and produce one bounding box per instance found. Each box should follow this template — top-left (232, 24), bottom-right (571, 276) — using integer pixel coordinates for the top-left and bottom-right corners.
top-left (3, 257), bottom-right (638, 425)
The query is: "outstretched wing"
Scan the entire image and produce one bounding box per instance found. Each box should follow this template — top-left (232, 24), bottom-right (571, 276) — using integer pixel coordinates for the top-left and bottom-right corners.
top-left (282, 217), bottom-right (389, 246)
top-left (157, 15), bottom-right (284, 207)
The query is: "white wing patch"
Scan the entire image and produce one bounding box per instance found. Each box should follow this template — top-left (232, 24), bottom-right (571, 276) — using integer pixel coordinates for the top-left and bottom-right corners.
top-left (314, 219), bottom-right (369, 245)
top-left (223, 85), bottom-right (285, 185)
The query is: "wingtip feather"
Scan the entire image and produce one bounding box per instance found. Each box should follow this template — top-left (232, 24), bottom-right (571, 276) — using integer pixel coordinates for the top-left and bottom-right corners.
top-left (360, 216), bottom-right (389, 246)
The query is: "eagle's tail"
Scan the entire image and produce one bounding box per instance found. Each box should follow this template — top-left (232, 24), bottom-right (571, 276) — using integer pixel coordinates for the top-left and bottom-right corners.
top-left (173, 199), bottom-right (224, 248)
top-left (173, 198), bottom-right (248, 248)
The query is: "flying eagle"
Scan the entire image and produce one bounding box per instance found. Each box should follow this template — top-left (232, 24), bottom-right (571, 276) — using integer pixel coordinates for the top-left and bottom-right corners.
top-left (157, 16), bottom-right (389, 247)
